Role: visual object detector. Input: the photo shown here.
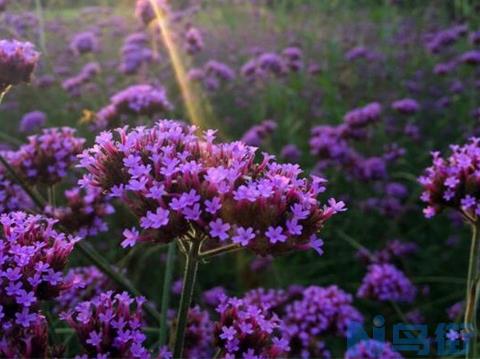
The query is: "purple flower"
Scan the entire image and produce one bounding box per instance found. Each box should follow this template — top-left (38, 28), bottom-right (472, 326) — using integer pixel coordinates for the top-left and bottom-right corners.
top-left (419, 138), bottom-right (480, 219)
top-left (61, 291), bottom-right (148, 358)
top-left (135, 0), bottom-right (170, 26)
top-left (122, 228), bottom-right (141, 248)
top-left (345, 339), bottom-right (403, 359)
top-left (78, 120), bottom-right (343, 256)
top-left (9, 127), bottom-right (85, 185)
top-left (232, 227), bottom-right (255, 246)
top-left (357, 263), bottom-right (417, 303)
top-left (215, 296), bottom-right (288, 358)
top-left (391, 98), bottom-right (420, 115)
top-left (265, 226), bottom-right (286, 244)
top-left (19, 111), bottom-right (46, 133)
top-left (0, 39), bottom-right (39, 92)
top-left (70, 31), bottom-right (99, 55)
top-left (209, 219), bottom-right (231, 241)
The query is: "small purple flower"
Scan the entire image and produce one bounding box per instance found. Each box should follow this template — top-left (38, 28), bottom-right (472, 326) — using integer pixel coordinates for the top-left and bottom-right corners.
top-left (265, 226), bottom-right (286, 244)
top-left (209, 219), bottom-right (231, 241)
top-left (0, 39), bottom-right (39, 92)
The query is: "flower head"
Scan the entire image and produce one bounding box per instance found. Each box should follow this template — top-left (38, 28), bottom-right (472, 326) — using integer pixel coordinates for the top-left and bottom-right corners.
top-left (9, 127), bottom-right (85, 185)
top-left (357, 263), bottom-right (417, 303)
top-left (78, 120), bottom-right (342, 256)
top-left (419, 138), bottom-right (480, 220)
top-left (0, 39), bottom-right (39, 92)
top-left (345, 339), bottom-right (403, 359)
top-left (61, 291), bottom-right (148, 358)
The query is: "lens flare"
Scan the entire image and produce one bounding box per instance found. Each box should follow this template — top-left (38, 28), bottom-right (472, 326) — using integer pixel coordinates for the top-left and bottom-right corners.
top-left (148, 0), bottom-right (216, 132)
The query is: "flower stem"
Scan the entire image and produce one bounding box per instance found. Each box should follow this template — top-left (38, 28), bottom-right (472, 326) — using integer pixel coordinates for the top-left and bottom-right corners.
top-left (199, 243), bottom-right (241, 259)
top-left (159, 241), bottom-right (176, 346)
top-left (465, 223), bottom-right (480, 359)
top-left (173, 239), bottom-right (202, 358)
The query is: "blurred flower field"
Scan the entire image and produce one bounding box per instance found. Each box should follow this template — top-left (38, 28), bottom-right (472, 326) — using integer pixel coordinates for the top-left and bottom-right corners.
top-left (0, 0), bottom-right (480, 358)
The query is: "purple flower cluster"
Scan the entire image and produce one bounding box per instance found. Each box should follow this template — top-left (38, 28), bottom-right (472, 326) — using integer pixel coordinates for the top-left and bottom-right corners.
top-left (0, 166), bottom-right (32, 213)
top-left (45, 185), bottom-right (114, 238)
top-left (214, 296), bottom-right (289, 358)
top-left (69, 31), bottom-right (99, 55)
top-left (425, 24), bottom-right (467, 53)
top-left (282, 46), bottom-right (303, 72)
top-left (184, 306), bottom-right (214, 358)
top-left (78, 120), bottom-right (343, 256)
top-left (345, 46), bottom-right (381, 61)
top-left (357, 263), bottom-right (417, 303)
top-left (310, 102), bottom-right (391, 181)
top-left (241, 47), bottom-right (304, 81)
top-left (241, 119), bottom-right (277, 147)
top-left (94, 84), bottom-right (172, 129)
top-left (56, 266), bottom-right (112, 313)
top-left (185, 26), bottom-right (204, 55)
top-left (62, 62), bottom-right (101, 96)
top-left (9, 127), bottom-right (85, 185)
top-left (0, 39), bottom-right (39, 92)
top-left (119, 33), bottom-right (156, 75)
top-left (345, 340), bottom-right (403, 359)
top-left (419, 137), bottom-right (480, 219)
top-left (19, 110), bottom-right (46, 133)
top-left (391, 98), bottom-right (420, 115)
top-left (0, 212), bottom-right (78, 357)
top-left (135, 0), bottom-right (170, 26)
top-left (459, 50), bottom-right (480, 65)
top-left (189, 60), bottom-right (235, 91)
top-left (446, 301), bottom-right (464, 321)
top-left (61, 291), bottom-right (149, 358)
top-left (280, 285), bottom-right (363, 358)
top-left (360, 182), bottom-right (409, 217)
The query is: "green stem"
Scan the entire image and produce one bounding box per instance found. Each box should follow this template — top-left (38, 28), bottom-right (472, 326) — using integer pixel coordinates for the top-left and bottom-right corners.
top-left (34, 0), bottom-right (47, 55)
top-left (173, 239), bottom-right (201, 358)
top-left (199, 243), bottom-right (241, 259)
top-left (159, 241), bottom-right (176, 346)
top-left (465, 223), bottom-right (480, 359)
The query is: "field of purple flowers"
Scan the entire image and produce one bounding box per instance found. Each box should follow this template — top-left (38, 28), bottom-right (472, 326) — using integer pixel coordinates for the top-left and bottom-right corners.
top-left (0, 0), bottom-right (480, 358)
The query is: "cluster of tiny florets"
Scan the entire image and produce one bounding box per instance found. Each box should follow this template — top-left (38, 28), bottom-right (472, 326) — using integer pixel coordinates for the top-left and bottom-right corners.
top-left (19, 111), bottom-right (46, 133)
top-left (214, 296), bottom-right (290, 358)
top-left (345, 339), bottom-right (403, 359)
top-left (0, 39), bottom-right (39, 92)
top-left (45, 186), bottom-right (114, 238)
top-left (119, 33), bottom-right (156, 75)
top-left (78, 120), bottom-right (344, 256)
top-left (69, 31), bottom-right (99, 55)
top-left (56, 266), bottom-right (113, 313)
top-left (135, 0), bottom-right (170, 26)
top-left (60, 291), bottom-right (149, 359)
top-left (0, 212), bottom-right (78, 357)
top-left (419, 137), bottom-right (480, 219)
top-left (94, 85), bottom-right (172, 129)
top-left (8, 127), bottom-right (85, 185)
top-left (357, 263), bottom-right (417, 303)
top-left (281, 285), bottom-right (363, 358)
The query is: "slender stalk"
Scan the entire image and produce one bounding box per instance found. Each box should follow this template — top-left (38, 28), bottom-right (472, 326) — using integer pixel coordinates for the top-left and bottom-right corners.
top-left (159, 241), bottom-right (176, 346)
top-left (465, 223), bottom-right (480, 359)
top-left (199, 243), bottom-right (241, 259)
top-left (0, 85), bottom-right (11, 104)
top-left (173, 239), bottom-right (202, 358)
